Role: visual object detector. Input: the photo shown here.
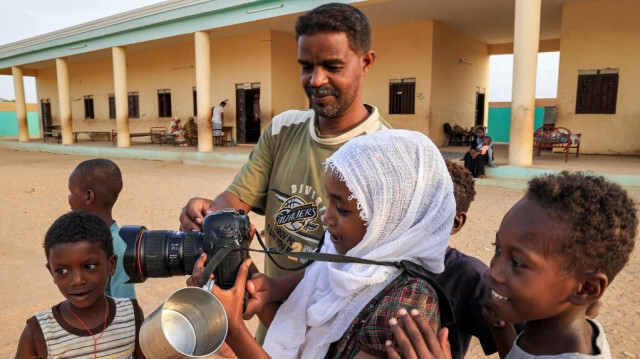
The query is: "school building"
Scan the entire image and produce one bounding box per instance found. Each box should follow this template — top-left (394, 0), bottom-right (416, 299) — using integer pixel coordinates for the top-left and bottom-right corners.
top-left (1, 0), bottom-right (638, 164)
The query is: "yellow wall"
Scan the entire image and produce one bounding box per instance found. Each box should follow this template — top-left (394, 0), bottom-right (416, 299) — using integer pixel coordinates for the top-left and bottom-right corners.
top-left (430, 21), bottom-right (489, 147)
top-left (556, 0), bottom-right (640, 154)
top-left (211, 30), bottom-right (272, 140)
top-left (270, 30), bottom-right (308, 121)
top-left (367, 21), bottom-right (434, 133)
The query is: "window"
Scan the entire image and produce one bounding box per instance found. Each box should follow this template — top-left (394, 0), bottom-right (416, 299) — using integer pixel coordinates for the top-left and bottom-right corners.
top-left (575, 69), bottom-right (618, 114)
top-left (108, 94), bottom-right (116, 119)
top-left (158, 89), bottom-right (172, 117)
top-left (84, 95), bottom-right (94, 119)
top-left (128, 92), bottom-right (139, 118)
top-left (389, 78), bottom-right (415, 114)
top-left (193, 87), bottom-right (197, 116)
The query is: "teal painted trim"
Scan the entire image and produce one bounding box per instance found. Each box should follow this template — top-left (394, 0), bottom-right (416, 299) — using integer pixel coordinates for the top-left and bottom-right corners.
top-left (487, 107), bottom-right (545, 143)
top-left (0, 112), bottom-right (40, 136)
top-left (0, 0), bottom-right (364, 69)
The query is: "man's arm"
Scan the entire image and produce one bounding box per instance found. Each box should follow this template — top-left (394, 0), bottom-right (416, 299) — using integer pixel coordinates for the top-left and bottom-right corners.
top-left (179, 191), bottom-right (252, 231)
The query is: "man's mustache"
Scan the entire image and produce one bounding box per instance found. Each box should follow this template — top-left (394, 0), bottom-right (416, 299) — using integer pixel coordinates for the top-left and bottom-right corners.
top-left (305, 86), bottom-right (339, 97)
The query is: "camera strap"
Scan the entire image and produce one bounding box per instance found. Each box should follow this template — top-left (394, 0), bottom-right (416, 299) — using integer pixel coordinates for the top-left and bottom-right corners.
top-left (197, 245), bottom-right (235, 287)
top-left (250, 233), bottom-right (455, 327)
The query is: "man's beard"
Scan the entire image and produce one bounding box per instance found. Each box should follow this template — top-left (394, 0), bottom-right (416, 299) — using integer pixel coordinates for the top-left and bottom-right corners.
top-left (305, 86), bottom-right (343, 118)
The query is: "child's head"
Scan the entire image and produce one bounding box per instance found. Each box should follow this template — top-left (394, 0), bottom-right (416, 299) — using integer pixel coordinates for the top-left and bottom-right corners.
top-left (45, 210), bottom-right (116, 308)
top-left (68, 158), bottom-right (122, 212)
top-left (323, 129), bottom-right (455, 272)
top-left (482, 136), bottom-right (492, 146)
top-left (489, 171), bottom-right (637, 324)
top-left (445, 159), bottom-right (476, 234)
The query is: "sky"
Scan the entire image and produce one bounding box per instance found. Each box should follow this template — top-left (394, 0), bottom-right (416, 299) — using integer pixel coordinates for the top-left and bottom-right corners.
top-left (0, 1), bottom-right (559, 103)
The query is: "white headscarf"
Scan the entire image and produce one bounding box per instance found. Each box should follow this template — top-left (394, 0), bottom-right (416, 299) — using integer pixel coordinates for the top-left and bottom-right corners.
top-left (263, 129), bottom-right (455, 359)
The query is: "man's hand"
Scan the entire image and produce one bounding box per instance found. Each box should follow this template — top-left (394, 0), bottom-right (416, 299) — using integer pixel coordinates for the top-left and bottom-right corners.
top-left (386, 308), bottom-right (451, 359)
top-left (180, 197), bottom-right (215, 231)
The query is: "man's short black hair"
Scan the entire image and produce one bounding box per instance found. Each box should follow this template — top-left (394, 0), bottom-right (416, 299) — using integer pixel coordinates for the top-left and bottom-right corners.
top-left (44, 210), bottom-right (113, 259)
top-left (295, 3), bottom-right (371, 54)
top-left (71, 158), bottom-right (122, 208)
top-left (526, 171), bottom-right (637, 282)
top-left (445, 159), bottom-right (476, 213)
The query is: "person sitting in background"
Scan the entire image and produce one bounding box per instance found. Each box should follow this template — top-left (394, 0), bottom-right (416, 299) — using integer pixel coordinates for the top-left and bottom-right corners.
top-left (183, 117), bottom-right (198, 144)
top-left (169, 116), bottom-right (186, 145)
top-left (470, 136), bottom-right (491, 159)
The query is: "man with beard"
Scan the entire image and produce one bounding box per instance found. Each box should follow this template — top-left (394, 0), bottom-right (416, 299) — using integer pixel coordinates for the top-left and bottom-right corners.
top-left (180, 4), bottom-right (390, 353)
top-left (180, 3), bottom-right (389, 274)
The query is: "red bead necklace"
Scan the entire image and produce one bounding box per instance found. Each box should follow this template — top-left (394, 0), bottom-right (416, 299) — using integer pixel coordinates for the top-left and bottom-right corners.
top-left (66, 297), bottom-right (109, 359)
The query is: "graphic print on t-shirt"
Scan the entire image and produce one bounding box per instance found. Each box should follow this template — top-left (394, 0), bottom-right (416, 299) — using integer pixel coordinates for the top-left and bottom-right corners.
top-left (268, 187), bottom-right (326, 263)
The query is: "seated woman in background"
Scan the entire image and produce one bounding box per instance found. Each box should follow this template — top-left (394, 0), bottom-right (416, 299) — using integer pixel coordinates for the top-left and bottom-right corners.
top-left (169, 116), bottom-right (186, 145)
top-left (183, 117), bottom-right (198, 140)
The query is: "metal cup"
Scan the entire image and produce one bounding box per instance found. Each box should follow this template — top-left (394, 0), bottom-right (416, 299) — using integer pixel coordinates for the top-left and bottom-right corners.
top-left (140, 286), bottom-right (228, 358)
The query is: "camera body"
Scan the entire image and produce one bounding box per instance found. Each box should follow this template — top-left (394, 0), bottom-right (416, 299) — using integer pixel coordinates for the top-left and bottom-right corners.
top-left (120, 209), bottom-right (250, 289)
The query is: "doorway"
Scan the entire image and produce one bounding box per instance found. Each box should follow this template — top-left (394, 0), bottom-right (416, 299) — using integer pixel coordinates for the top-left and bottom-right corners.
top-left (235, 83), bottom-right (261, 144)
top-left (41, 99), bottom-right (52, 130)
top-left (474, 90), bottom-right (485, 127)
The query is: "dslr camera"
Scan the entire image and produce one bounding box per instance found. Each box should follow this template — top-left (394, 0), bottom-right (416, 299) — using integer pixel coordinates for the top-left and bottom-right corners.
top-left (120, 209), bottom-right (250, 289)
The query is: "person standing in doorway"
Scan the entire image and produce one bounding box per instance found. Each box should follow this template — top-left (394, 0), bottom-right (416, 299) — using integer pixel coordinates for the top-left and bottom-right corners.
top-left (211, 100), bottom-right (227, 146)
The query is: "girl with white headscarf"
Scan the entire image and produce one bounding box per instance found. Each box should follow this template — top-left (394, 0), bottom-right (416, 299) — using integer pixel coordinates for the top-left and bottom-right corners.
top-left (213, 130), bottom-right (456, 359)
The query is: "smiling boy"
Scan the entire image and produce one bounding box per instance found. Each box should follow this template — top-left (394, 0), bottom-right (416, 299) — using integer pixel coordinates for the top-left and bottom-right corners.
top-left (484, 171), bottom-right (637, 358)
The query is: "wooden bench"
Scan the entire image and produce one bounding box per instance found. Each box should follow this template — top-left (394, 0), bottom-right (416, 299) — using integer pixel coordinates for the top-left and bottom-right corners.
top-left (111, 129), bottom-right (153, 146)
top-left (533, 125), bottom-right (581, 162)
top-left (42, 131), bottom-right (62, 143)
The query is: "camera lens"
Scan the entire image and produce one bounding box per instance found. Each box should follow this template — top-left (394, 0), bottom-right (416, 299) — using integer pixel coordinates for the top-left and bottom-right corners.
top-left (120, 225), bottom-right (203, 283)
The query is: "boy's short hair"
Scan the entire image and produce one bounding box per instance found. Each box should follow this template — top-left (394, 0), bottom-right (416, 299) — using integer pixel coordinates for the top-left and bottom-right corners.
top-left (72, 158), bottom-right (123, 208)
top-left (526, 171), bottom-right (637, 281)
top-left (484, 136), bottom-right (492, 144)
top-left (44, 210), bottom-right (114, 259)
top-left (445, 159), bottom-right (476, 213)
top-left (295, 3), bottom-right (371, 54)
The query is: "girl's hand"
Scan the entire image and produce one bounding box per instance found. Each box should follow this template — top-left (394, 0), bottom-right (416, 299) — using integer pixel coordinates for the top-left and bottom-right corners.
top-left (386, 308), bottom-right (451, 359)
top-left (211, 258), bottom-right (253, 333)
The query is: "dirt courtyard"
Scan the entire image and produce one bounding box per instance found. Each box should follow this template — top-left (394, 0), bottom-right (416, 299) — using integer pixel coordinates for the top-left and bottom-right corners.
top-left (1, 147), bottom-right (638, 358)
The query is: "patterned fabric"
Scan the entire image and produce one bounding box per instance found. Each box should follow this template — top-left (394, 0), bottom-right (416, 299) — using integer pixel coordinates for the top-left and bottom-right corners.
top-left (326, 272), bottom-right (440, 358)
top-left (29, 297), bottom-right (142, 359)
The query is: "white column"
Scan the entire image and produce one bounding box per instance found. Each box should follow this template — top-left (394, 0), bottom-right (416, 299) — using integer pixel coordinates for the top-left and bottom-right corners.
top-left (12, 66), bottom-right (29, 142)
top-left (112, 46), bottom-right (130, 147)
top-left (55, 58), bottom-right (73, 145)
top-left (195, 31), bottom-right (213, 152)
top-left (508, 0), bottom-right (541, 166)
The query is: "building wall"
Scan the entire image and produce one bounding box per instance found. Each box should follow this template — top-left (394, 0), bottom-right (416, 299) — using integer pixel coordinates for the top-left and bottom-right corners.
top-left (430, 21), bottom-right (490, 148)
top-left (556, 0), bottom-right (640, 154)
top-left (270, 30), bottom-right (308, 121)
top-left (0, 102), bottom-right (40, 138)
top-left (366, 21), bottom-right (434, 133)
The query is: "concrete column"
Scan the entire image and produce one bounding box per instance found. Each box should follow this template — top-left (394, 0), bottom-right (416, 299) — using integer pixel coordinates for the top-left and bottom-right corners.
top-left (55, 58), bottom-right (73, 145)
top-left (195, 31), bottom-right (213, 152)
top-left (508, 0), bottom-right (541, 166)
top-left (112, 46), bottom-right (130, 147)
top-left (11, 66), bottom-right (29, 142)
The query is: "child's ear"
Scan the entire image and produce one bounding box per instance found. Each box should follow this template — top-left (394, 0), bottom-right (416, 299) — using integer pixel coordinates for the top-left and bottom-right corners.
top-left (451, 212), bottom-right (467, 235)
top-left (46, 262), bottom-right (52, 275)
top-left (85, 189), bottom-right (95, 205)
top-left (571, 272), bottom-right (608, 306)
top-left (108, 254), bottom-right (117, 276)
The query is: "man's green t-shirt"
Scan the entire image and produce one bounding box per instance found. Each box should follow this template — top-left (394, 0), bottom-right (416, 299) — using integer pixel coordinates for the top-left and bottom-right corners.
top-left (227, 105), bottom-right (390, 278)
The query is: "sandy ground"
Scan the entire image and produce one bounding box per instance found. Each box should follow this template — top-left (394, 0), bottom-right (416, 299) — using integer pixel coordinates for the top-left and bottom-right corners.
top-left (1, 147), bottom-right (638, 358)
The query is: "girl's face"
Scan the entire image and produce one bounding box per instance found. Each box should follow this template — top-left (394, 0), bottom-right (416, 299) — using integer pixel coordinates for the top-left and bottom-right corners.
top-left (323, 168), bottom-right (367, 255)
